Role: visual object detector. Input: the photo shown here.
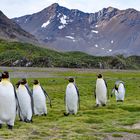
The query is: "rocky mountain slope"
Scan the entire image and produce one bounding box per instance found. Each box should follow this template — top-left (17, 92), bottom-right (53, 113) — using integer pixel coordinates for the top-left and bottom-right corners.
top-left (0, 11), bottom-right (37, 43)
top-left (13, 3), bottom-right (140, 56)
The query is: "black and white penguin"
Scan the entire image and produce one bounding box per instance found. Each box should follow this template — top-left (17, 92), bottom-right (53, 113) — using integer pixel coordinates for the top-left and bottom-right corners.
top-left (16, 78), bottom-right (34, 122)
top-left (32, 80), bottom-right (52, 116)
top-left (111, 81), bottom-right (125, 102)
top-left (64, 77), bottom-right (80, 116)
top-left (0, 71), bottom-right (16, 129)
top-left (95, 74), bottom-right (107, 106)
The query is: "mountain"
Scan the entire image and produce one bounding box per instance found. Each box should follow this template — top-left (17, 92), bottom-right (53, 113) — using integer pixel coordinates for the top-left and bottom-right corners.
top-left (13, 3), bottom-right (140, 56)
top-left (0, 10), bottom-right (37, 43)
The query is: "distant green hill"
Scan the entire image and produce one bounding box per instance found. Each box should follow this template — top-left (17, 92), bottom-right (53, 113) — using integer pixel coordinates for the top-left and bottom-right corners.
top-left (0, 39), bottom-right (140, 69)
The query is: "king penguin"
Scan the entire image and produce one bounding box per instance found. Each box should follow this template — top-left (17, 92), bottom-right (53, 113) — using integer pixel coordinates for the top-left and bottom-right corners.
top-left (95, 74), bottom-right (107, 107)
top-left (0, 71), bottom-right (16, 129)
top-left (16, 78), bottom-right (34, 122)
top-left (111, 81), bottom-right (125, 102)
top-left (64, 77), bottom-right (80, 116)
top-left (32, 80), bottom-right (52, 116)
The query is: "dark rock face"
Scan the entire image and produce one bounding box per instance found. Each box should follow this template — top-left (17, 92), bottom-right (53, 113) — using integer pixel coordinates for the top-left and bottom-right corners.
top-left (0, 11), bottom-right (37, 43)
top-left (13, 3), bottom-right (140, 56)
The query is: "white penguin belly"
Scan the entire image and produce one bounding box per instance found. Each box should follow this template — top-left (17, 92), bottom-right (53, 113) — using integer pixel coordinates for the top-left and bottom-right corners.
top-left (33, 86), bottom-right (46, 115)
top-left (115, 83), bottom-right (125, 100)
top-left (0, 82), bottom-right (16, 124)
top-left (96, 79), bottom-right (107, 105)
top-left (66, 83), bottom-right (78, 113)
top-left (17, 86), bottom-right (32, 119)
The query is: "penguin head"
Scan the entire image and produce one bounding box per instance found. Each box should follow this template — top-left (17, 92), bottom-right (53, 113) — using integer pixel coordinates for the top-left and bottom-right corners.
top-left (16, 81), bottom-right (21, 88)
top-left (20, 78), bottom-right (27, 85)
top-left (115, 84), bottom-right (118, 91)
top-left (68, 77), bottom-right (74, 83)
top-left (33, 80), bottom-right (39, 85)
top-left (2, 71), bottom-right (9, 79)
top-left (97, 74), bottom-right (102, 78)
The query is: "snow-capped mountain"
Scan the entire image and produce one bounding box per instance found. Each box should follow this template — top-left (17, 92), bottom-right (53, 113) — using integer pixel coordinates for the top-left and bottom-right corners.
top-left (13, 3), bottom-right (140, 56)
top-left (0, 11), bottom-right (37, 43)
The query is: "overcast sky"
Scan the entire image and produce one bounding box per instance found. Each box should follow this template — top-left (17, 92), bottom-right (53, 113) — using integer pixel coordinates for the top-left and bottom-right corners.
top-left (1, 0), bottom-right (140, 18)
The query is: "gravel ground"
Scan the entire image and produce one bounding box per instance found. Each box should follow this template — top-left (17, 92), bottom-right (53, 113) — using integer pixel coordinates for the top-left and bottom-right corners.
top-left (104, 132), bottom-right (140, 140)
top-left (0, 67), bottom-right (140, 78)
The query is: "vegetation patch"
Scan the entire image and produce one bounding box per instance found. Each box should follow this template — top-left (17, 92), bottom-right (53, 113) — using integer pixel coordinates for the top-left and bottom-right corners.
top-left (0, 39), bottom-right (140, 69)
top-left (112, 133), bottom-right (123, 137)
top-left (0, 68), bottom-right (140, 139)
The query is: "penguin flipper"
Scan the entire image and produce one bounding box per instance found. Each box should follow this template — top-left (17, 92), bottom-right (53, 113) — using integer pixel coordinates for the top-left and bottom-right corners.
top-left (74, 84), bottom-right (80, 110)
top-left (104, 79), bottom-right (108, 88)
top-left (13, 86), bottom-right (18, 110)
top-left (41, 86), bottom-right (52, 108)
top-left (111, 88), bottom-right (115, 97)
top-left (13, 85), bottom-right (23, 120)
top-left (104, 79), bottom-right (109, 99)
top-left (94, 90), bottom-right (96, 99)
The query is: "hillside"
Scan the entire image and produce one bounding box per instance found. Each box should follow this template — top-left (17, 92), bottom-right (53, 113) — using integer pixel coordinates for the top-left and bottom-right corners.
top-left (0, 11), bottom-right (37, 44)
top-left (0, 39), bottom-right (140, 69)
top-left (13, 3), bottom-right (140, 56)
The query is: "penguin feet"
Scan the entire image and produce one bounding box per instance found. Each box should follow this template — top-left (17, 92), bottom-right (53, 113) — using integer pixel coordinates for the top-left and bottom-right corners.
top-left (0, 124), bottom-right (2, 129)
top-left (19, 119), bottom-right (23, 121)
top-left (102, 104), bottom-right (106, 106)
top-left (7, 125), bottom-right (13, 130)
top-left (64, 113), bottom-right (69, 116)
top-left (117, 100), bottom-right (123, 102)
top-left (24, 119), bottom-right (32, 123)
top-left (96, 104), bottom-right (99, 107)
top-left (43, 113), bottom-right (47, 116)
top-left (72, 113), bottom-right (76, 115)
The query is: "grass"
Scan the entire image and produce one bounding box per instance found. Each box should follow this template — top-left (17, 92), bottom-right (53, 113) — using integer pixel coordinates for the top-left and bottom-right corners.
top-left (0, 68), bottom-right (140, 139)
top-left (112, 133), bottom-right (123, 137)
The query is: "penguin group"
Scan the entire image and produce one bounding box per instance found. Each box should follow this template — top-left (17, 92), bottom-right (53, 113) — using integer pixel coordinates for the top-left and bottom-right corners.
top-left (0, 71), bottom-right (125, 129)
top-left (94, 74), bottom-right (125, 106)
top-left (0, 71), bottom-right (51, 129)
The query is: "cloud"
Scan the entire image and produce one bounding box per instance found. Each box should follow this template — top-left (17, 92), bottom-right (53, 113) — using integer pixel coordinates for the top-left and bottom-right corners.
top-left (0, 0), bottom-right (140, 18)
top-left (0, 0), bottom-right (59, 18)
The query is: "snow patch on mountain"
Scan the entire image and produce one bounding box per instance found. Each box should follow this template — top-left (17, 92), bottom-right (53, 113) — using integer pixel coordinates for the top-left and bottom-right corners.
top-left (65, 36), bottom-right (75, 40)
top-left (95, 44), bottom-right (98, 48)
top-left (91, 30), bottom-right (99, 33)
top-left (111, 40), bottom-right (114, 44)
top-left (60, 15), bottom-right (67, 25)
top-left (57, 13), bottom-right (61, 18)
top-left (58, 25), bottom-right (65, 29)
top-left (41, 20), bottom-right (50, 28)
top-left (24, 18), bottom-right (28, 23)
top-left (58, 14), bottom-right (69, 29)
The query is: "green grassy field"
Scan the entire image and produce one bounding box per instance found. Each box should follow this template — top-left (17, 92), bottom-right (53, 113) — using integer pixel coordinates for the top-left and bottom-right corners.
top-left (0, 68), bottom-right (140, 140)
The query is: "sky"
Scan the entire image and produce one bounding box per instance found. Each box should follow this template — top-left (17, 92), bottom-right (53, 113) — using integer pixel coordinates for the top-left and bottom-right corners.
top-left (1, 0), bottom-right (140, 18)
